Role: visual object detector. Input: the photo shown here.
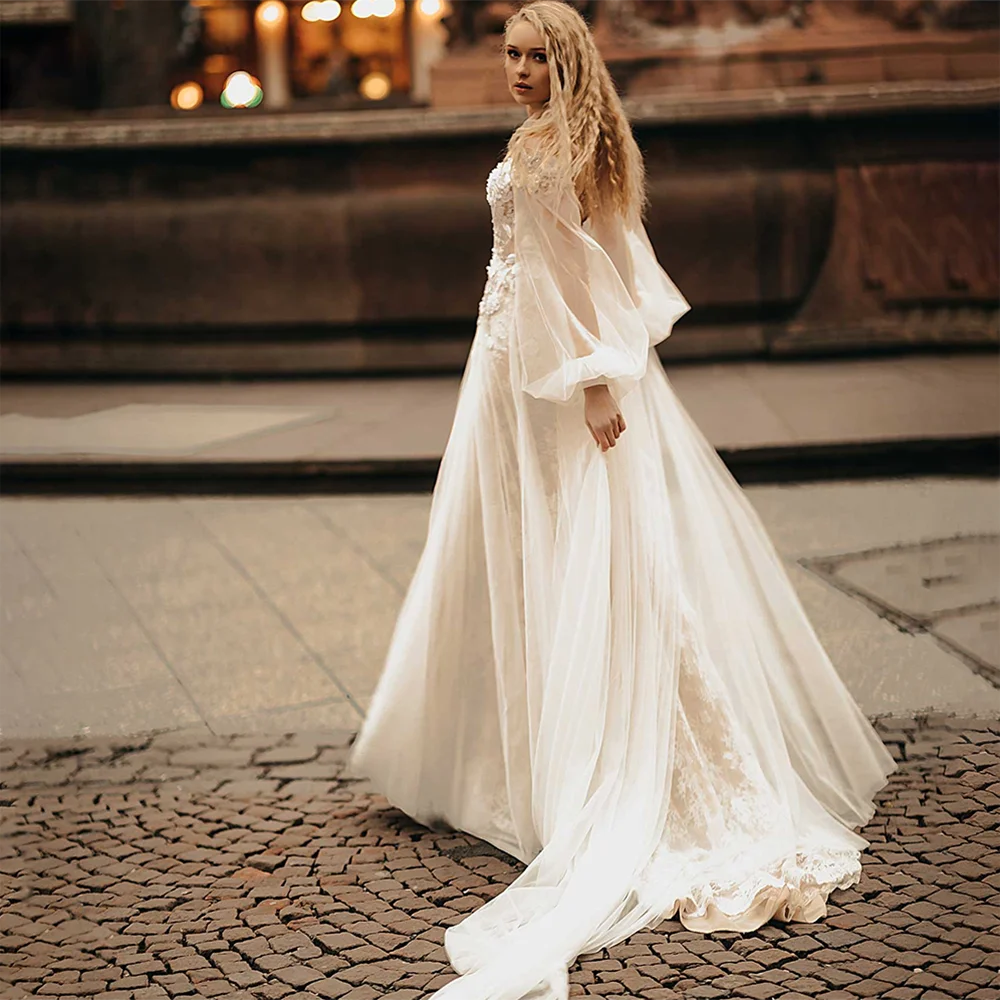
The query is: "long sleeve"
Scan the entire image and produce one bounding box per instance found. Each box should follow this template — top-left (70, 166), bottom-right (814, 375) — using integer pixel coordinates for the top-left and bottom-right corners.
top-left (511, 167), bottom-right (691, 405)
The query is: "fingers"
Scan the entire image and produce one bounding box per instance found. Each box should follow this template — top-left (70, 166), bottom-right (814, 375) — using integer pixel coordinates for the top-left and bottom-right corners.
top-left (586, 422), bottom-right (607, 451)
top-left (587, 412), bottom-right (626, 452)
top-left (606, 413), bottom-right (625, 450)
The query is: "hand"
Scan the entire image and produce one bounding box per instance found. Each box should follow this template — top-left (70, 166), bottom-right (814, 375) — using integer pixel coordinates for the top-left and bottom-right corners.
top-left (584, 384), bottom-right (626, 452)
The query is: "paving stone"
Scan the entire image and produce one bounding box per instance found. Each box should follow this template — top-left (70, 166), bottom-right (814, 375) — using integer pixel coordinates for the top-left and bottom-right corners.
top-left (306, 980), bottom-right (352, 1000)
top-left (2, 714), bottom-right (998, 999)
top-left (270, 965), bottom-right (324, 987)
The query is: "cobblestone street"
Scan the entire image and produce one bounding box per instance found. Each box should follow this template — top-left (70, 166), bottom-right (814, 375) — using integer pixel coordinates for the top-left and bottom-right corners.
top-left (2, 713), bottom-right (998, 1000)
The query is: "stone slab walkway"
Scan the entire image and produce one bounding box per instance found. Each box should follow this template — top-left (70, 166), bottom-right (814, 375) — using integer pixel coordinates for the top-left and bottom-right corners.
top-left (4, 480), bottom-right (999, 742)
top-left (2, 713), bottom-right (998, 1000)
top-left (2, 354), bottom-right (997, 465)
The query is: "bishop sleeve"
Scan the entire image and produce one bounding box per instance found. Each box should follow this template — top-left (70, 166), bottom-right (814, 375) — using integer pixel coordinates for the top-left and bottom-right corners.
top-left (511, 168), bottom-right (691, 405)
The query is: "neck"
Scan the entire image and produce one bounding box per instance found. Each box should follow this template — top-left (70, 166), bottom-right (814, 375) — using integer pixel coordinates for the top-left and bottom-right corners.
top-left (526, 102), bottom-right (547, 118)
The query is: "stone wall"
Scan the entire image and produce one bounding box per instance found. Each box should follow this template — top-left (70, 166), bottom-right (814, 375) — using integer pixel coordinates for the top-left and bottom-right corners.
top-left (0, 85), bottom-right (996, 374)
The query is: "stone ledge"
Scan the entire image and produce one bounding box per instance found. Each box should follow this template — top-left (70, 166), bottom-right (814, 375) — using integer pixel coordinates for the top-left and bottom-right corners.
top-left (1, 80), bottom-right (996, 151)
top-left (0, 0), bottom-right (72, 24)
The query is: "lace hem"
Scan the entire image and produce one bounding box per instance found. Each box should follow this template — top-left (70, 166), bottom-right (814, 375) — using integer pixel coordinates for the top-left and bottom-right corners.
top-left (639, 841), bottom-right (862, 932)
top-left (444, 842), bottom-right (862, 986)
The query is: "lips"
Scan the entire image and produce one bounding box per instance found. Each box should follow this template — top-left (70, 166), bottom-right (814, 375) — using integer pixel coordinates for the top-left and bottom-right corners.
top-left (514, 83), bottom-right (532, 92)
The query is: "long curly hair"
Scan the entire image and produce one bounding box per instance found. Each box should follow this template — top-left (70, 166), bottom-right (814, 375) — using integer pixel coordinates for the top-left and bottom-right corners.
top-left (504, 0), bottom-right (646, 221)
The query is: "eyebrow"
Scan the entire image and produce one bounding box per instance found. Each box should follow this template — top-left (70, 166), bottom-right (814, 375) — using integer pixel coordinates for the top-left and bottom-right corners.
top-left (508, 45), bottom-right (546, 51)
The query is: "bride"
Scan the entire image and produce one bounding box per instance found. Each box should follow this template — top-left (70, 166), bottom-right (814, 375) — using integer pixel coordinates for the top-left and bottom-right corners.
top-left (347, 2), bottom-right (897, 997)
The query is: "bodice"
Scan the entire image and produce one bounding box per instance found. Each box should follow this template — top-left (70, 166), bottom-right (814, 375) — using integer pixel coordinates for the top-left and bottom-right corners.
top-left (478, 160), bottom-right (518, 337)
top-left (486, 158), bottom-right (515, 258)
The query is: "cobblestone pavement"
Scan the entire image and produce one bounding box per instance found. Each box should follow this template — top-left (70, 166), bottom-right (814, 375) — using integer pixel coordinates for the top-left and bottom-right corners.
top-left (1, 713), bottom-right (998, 1000)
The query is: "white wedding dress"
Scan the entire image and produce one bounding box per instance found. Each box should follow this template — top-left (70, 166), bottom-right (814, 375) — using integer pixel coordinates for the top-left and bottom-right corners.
top-left (347, 154), bottom-right (897, 1000)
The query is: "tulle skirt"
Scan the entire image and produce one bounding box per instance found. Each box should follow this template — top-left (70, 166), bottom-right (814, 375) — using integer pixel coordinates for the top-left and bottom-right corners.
top-left (348, 307), bottom-right (897, 1000)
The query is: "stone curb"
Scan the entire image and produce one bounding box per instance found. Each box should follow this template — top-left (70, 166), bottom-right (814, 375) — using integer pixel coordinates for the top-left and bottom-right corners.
top-left (1, 435), bottom-right (997, 497)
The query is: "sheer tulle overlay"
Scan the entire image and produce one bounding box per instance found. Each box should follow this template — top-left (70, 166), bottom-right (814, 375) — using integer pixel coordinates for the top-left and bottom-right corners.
top-left (347, 158), bottom-right (897, 1000)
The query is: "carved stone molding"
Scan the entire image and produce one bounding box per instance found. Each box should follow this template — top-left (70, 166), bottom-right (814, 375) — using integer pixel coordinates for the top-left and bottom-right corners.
top-left (2, 80), bottom-right (996, 150)
top-left (0, 0), bottom-right (73, 25)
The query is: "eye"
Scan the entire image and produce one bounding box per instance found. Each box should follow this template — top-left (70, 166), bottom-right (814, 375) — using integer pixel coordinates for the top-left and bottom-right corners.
top-left (505, 47), bottom-right (519, 59)
top-left (533, 52), bottom-right (547, 63)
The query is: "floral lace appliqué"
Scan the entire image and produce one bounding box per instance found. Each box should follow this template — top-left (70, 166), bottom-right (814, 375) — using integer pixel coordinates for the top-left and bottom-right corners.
top-left (477, 160), bottom-right (517, 354)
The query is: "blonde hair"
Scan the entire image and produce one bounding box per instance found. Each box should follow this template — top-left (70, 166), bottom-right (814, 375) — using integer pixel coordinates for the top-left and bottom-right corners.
top-left (504, 0), bottom-right (646, 221)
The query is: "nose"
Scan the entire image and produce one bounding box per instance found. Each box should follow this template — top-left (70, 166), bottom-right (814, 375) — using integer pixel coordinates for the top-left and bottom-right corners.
top-left (516, 56), bottom-right (529, 77)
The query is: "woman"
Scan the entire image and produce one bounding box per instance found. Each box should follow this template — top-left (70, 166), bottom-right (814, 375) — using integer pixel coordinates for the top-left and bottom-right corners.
top-left (348, 3), bottom-right (897, 997)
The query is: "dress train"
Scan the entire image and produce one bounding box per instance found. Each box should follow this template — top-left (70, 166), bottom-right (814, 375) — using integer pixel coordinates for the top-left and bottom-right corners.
top-left (348, 156), bottom-right (897, 999)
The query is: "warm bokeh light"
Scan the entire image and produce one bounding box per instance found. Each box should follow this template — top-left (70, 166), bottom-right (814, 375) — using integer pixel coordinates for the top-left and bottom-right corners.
top-left (351, 0), bottom-right (395, 18)
top-left (417, 0), bottom-right (443, 16)
top-left (359, 70), bottom-right (391, 100)
top-left (301, 0), bottom-right (341, 21)
top-left (256, 0), bottom-right (287, 25)
top-left (221, 71), bottom-right (263, 108)
top-left (170, 81), bottom-right (204, 111)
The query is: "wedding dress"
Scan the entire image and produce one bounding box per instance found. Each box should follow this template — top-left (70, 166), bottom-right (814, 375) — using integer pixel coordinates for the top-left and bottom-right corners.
top-left (347, 153), bottom-right (897, 1000)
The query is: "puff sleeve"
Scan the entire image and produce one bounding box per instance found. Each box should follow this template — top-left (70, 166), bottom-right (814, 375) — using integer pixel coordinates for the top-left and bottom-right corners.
top-left (511, 165), bottom-right (690, 405)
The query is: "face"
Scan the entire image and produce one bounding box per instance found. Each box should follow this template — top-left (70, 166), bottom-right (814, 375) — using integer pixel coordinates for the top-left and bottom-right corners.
top-left (504, 20), bottom-right (551, 116)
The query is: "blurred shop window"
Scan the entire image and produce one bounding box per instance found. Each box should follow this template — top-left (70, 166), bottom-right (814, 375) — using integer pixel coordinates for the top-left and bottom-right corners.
top-left (291, 0), bottom-right (411, 107)
top-left (178, 0), bottom-right (415, 110)
top-left (0, 0), bottom-right (434, 113)
top-left (176, 0), bottom-right (256, 108)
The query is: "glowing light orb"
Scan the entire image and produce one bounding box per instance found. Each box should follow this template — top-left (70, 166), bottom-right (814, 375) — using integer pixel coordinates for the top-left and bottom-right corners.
top-left (256, 0), bottom-right (286, 24)
top-left (351, 0), bottom-right (372, 17)
top-left (221, 71), bottom-right (263, 108)
top-left (302, 0), bottom-right (341, 21)
top-left (359, 71), bottom-right (391, 100)
top-left (417, 0), bottom-right (442, 16)
top-left (370, 0), bottom-right (396, 16)
top-left (170, 81), bottom-right (204, 111)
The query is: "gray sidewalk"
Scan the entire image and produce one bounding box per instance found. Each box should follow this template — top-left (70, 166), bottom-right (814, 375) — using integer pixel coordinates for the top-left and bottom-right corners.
top-left (1, 354), bottom-right (997, 483)
top-left (2, 477), bottom-right (998, 742)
